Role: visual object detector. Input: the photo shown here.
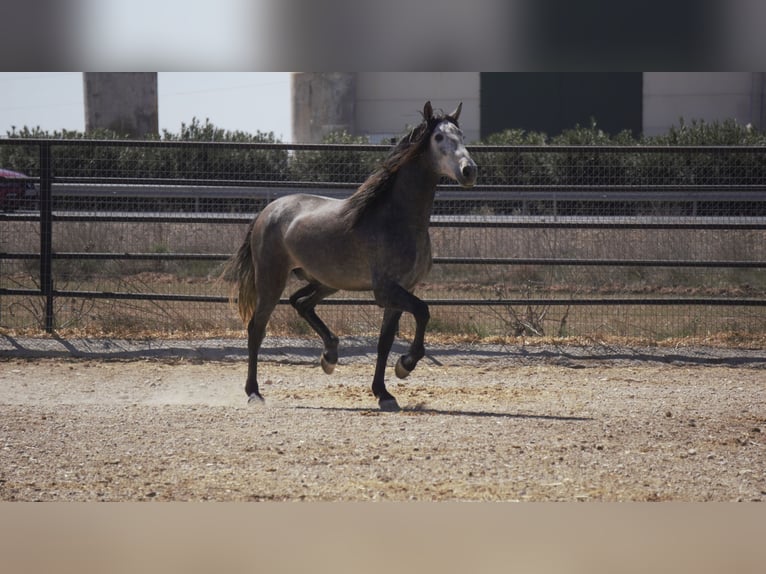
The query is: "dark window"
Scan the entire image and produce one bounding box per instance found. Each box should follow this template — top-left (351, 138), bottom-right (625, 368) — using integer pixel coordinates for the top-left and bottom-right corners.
top-left (480, 73), bottom-right (643, 139)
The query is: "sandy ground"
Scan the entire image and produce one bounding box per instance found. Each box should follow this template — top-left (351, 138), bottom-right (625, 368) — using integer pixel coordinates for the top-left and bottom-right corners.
top-left (1, 336), bottom-right (764, 501)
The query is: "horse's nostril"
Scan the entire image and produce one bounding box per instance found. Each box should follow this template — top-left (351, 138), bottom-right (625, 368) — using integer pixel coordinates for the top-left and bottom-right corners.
top-left (462, 165), bottom-right (476, 179)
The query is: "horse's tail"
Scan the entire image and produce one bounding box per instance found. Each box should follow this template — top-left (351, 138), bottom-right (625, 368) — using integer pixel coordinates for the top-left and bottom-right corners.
top-left (221, 219), bottom-right (257, 324)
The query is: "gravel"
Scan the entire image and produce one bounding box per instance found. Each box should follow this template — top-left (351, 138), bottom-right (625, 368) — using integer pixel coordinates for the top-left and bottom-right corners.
top-left (1, 335), bottom-right (764, 501)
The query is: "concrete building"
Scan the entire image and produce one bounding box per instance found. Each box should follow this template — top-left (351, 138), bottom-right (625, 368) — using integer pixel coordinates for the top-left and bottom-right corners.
top-left (83, 73), bottom-right (158, 138)
top-left (292, 72), bottom-right (481, 144)
top-left (292, 72), bottom-right (766, 143)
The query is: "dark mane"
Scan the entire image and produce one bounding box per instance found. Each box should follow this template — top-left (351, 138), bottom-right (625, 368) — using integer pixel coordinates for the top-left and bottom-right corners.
top-left (342, 109), bottom-right (458, 229)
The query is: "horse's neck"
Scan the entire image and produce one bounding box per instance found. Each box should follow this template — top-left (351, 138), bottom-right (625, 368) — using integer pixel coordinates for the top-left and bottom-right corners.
top-left (390, 159), bottom-right (439, 226)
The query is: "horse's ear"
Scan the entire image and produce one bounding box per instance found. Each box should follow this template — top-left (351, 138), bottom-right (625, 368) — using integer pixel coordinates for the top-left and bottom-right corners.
top-left (450, 102), bottom-right (463, 122)
top-left (423, 101), bottom-right (433, 121)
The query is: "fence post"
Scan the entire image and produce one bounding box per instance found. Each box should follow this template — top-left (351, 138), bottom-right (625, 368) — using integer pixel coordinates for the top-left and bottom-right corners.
top-left (39, 141), bottom-right (54, 333)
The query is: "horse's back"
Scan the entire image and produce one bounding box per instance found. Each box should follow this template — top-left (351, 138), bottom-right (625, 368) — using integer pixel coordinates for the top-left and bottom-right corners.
top-left (256, 193), bottom-right (332, 225)
top-left (252, 193), bottom-right (373, 290)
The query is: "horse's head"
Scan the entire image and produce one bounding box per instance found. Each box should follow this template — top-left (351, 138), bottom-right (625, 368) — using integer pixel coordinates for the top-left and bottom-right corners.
top-left (424, 101), bottom-right (477, 188)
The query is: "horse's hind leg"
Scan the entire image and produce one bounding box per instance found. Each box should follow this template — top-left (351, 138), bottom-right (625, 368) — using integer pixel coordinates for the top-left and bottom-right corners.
top-left (289, 283), bottom-right (339, 373)
top-left (245, 314), bottom-right (267, 403)
top-left (245, 270), bottom-right (288, 403)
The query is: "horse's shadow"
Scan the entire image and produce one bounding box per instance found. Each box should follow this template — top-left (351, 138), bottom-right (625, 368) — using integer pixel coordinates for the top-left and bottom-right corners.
top-left (291, 404), bottom-right (591, 422)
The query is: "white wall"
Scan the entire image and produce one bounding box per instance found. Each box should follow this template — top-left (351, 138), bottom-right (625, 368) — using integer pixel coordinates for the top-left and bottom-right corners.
top-left (642, 72), bottom-right (763, 136)
top-left (358, 73), bottom-right (765, 140)
top-left (355, 73), bottom-right (481, 143)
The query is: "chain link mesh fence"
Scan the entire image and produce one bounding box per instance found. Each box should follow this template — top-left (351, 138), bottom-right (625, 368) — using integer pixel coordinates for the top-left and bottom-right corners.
top-left (1, 139), bottom-right (765, 341)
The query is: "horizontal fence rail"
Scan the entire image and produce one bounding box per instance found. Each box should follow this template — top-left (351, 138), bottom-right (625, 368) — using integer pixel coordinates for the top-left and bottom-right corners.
top-left (1, 138), bottom-right (765, 339)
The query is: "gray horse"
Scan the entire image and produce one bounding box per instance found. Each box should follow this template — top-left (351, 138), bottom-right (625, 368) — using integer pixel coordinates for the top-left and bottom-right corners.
top-left (224, 101), bottom-right (477, 410)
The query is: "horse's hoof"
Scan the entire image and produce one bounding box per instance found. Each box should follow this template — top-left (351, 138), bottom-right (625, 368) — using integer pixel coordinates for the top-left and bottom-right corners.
top-left (247, 393), bottom-right (264, 405)
top-left (395, 357), bottom-right (411, 379)
top-left (320, 353), bottom-right (336, 375)
top-left (379, 398), bottom-right (401, 412)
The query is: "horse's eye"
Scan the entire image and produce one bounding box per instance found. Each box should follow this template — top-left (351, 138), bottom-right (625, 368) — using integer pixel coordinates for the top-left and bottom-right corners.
top-left (434, 134), bottom-right (444, 142)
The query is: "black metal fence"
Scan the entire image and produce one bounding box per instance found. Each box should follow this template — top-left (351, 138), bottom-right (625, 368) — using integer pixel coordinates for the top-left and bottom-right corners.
top-left (1, 138), bottom-right (765, 340)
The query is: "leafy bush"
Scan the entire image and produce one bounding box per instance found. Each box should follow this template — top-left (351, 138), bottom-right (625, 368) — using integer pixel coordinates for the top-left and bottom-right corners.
top-left (157, 118), bottom-right (288, 182)
top-left (476, 118), bottom-right (766, 188)
top-left (3, 117), bottom-right (766, 189)
top-left (472, 129), bottom-right (552, 187)
top-left (1, 118), bottom-right (288, 182)
top-left (288, 130), bottom-right (382, 184)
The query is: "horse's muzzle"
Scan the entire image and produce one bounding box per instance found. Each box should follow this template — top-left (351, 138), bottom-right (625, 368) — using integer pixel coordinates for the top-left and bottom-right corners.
top-left (459, 159), bottom-right (477, 188)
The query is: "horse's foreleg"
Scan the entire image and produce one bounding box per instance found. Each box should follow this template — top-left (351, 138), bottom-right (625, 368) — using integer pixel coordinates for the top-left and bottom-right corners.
top-left (374, 282), bottom-right (430, 380)
top-left (394, 296), bottom-right (430, 379)
top-left (372, 308), bottom-right (403, 411)
top-left (289, 283), bottom-right (339, 373)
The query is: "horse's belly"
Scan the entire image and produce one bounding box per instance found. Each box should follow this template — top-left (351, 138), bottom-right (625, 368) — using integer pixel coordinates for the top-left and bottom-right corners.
top-left (295, 269), bottom-right (373, 291)
top-left (296, 251), bottom-right (373, 291)
top-left (281, 196), bottom-right (432, 292)
top-left (284, 219), bottom-right (373, 290)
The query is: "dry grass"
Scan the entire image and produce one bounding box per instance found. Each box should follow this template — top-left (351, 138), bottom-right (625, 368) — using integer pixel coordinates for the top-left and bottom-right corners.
top-left (2, 269), bottom-right (764, 341)
top-left (2, 219), bottom-right (765, 341)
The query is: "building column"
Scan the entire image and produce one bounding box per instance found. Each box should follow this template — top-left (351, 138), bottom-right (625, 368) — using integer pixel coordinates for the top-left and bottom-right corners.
top-left (751, 72), bottom-right (766, 130)
top-left (291, 73), bottom-right (356, 143)
top-left (83, 73), bottom-right (158, 138)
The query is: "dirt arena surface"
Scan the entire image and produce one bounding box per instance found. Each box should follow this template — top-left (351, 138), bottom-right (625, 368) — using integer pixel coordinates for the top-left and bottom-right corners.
top-left (1, 335), bottom-right (764, 501)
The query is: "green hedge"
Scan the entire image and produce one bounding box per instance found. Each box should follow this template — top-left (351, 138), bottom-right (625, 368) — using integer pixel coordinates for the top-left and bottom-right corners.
top-left (3, 117), bottom-right (766, 188)
top-left (289, 130), bottom-right (380, 184)
top-left (475, 119), bottom-right (766, 188)
top-left (1, 119), bottom-right (289, 182)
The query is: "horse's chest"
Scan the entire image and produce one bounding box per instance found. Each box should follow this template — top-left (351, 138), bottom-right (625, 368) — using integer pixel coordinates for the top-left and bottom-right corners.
top-left (407, 246), bottom-right (433, 287)
top-left (387, 233), bottom-right (432, 288)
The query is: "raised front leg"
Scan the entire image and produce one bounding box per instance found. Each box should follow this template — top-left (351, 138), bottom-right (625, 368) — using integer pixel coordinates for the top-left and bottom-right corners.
top-left (373, 281), bottom-right (430, 380)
